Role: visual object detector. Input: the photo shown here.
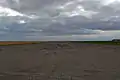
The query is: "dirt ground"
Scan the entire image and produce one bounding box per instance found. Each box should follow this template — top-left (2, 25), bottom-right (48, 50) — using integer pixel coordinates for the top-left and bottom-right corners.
top-left (0, 42), bottom-right (119, 80)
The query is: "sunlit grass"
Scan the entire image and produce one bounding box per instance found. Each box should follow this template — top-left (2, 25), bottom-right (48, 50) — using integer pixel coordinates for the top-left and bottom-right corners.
top-left (0, 41), bottom-right (38, 45)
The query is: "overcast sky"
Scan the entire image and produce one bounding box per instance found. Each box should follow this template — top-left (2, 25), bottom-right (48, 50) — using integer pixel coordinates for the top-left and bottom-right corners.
top-left (0, 0), bottom-right (120, 41)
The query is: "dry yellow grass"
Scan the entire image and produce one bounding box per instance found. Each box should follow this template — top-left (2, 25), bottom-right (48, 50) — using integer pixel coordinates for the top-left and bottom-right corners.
top-left (0, 41), bottom-right (36, 45)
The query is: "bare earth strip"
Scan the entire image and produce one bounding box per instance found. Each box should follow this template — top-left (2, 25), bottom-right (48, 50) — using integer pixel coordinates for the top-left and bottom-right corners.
top-left (0, 42), bottom-right (119, 80)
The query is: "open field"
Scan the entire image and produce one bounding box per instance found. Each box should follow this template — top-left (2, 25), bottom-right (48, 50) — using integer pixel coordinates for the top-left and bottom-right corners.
top-left (76, 41), bottom-right (120, 45)
top-left (0, 42), bottom-right (119, 80)
top-left (0, 41), bottom-right (119, 45)
top-left (0, 41), bottom-right (37, 45)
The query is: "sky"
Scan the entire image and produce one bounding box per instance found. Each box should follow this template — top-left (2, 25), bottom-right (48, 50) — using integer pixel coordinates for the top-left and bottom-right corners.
top-left (0, 0), bottom-right (120, 41)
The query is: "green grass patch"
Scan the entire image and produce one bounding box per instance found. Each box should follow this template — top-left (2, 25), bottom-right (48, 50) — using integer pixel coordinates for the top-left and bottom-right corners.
top-left (76, 41), bottom-right (120, 45)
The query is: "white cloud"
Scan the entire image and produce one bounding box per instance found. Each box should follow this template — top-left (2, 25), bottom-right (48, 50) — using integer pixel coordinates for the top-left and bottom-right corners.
top-left (18, 20), bottom-right (26, 24)
top-left (0, 6), bottom-right (24, 16)
top-left (101, 0), bottom-right (120, 5)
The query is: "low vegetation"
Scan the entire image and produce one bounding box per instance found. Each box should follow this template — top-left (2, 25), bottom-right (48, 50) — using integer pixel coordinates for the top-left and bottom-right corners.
top-left (0, 41), bottom-right (37, 45)
top-left (79, 41), bottom-right (120, 45)
top-left (0, 41), bottom-right (119, 45)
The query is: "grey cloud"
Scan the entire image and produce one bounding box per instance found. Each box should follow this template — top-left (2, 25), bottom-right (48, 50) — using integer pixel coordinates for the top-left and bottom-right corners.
top-left (5, 0), bottom-right (120, 16)
top-left (0, 0), bottom-right (120, 40)
top-left (6, 0), bottom-right (120, 20)
top-left (9, 0), bottom-right (67, 13)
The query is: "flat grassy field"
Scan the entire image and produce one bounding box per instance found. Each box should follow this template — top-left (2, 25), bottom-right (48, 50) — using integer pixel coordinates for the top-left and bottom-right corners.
top-left (72, 41), bottom-right (120, 45)
top-left (0, 41), bottom-right (37, 45)
top-left (0, 41), bottom-right (119, 45)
